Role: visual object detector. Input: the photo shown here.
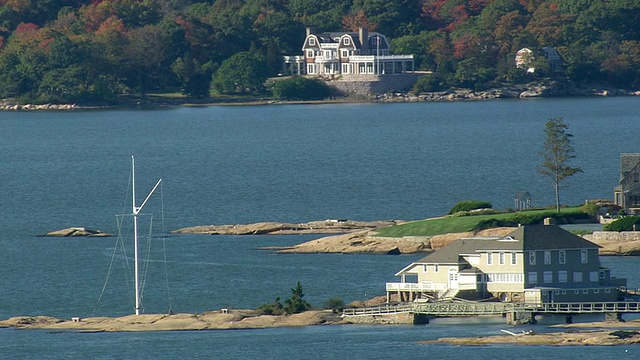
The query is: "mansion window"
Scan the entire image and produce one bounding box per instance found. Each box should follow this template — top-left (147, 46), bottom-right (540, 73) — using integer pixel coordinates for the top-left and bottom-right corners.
top-left (528, 272), bottom-right (538, 284)
top-left (581, 249), bottom-right (588, 263)
top-left (423, 265), bottom-right (428, 273)
top-left (573, 271), bottom-right (583, 282)
top-left (306, 50), bottom-right (315, 58)
top-left (434, 264), bottom-right (439, 273)
top-left (499, 252), bottom-right (505, 265)
top-left (487, 252), bottom-right (493, 265)
top-left (341, 50), bottom-right (349, 58)
top-left (511, 252), bottom-right (517, 265)
top-left (543, 271), bottom-right (552, 284)
top-left (343, 37), bottom-right (350, 45)
top-left (307, 64), bottom-right (316, 74)
top-left (559, 250), bottom-right (566, 264)
top-left (309, 38), bottom-right (316, 46)
top-left (544, 250), bottom-right (551, 265)
top-left (589, 271), bottom-right (598, 282)
top-left (558, 270), bottom-right (568, 283)
top-left (529, 251), bottom-right (536, 265)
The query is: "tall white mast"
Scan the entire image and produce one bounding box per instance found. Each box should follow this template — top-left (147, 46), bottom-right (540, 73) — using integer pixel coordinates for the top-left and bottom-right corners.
top-left (131, 156), bottom-right (162, 315)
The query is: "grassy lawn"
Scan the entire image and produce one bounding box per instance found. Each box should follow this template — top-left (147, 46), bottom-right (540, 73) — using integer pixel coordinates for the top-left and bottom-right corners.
top-left (374, 207), bottom-right (588, 237)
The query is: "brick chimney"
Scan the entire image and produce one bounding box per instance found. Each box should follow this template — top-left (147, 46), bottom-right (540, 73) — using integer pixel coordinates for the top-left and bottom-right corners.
top-left (359, 27), bottom-right (369, 54)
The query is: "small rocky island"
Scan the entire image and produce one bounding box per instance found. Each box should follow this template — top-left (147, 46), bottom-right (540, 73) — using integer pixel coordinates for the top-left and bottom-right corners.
top-left (171, 219), bottom-right (402, 235)
top-left (40, 227), bottom-right (113, 237)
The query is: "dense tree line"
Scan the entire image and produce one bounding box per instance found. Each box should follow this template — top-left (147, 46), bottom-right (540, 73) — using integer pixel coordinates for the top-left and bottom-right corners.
top-left (0, 0), bottom-right (639, 103)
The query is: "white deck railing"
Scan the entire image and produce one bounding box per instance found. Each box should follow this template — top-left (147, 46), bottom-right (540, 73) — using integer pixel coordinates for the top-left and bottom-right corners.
top-left (386, 282), bottom-right (446, 292)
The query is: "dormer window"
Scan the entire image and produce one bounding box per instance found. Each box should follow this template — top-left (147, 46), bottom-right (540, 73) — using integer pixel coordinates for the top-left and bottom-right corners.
top-left (309, 38), bottom-right (316, 46)
top-left (343, 37), bottom-right (350, 46)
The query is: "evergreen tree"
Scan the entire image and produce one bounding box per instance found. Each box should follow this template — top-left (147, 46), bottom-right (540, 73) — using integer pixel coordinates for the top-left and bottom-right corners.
top-left (538, 117), bottom-right (583, 212)
top-left (284, 281), bottom-right (311, 314)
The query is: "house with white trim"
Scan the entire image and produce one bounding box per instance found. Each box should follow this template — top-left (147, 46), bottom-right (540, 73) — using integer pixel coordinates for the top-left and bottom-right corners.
top-left (386, 223), bottom-right (626, 305)
top-left (283, 27), bottom-right (414, 76)
top-left (614, 153), bottom-right (640, 214)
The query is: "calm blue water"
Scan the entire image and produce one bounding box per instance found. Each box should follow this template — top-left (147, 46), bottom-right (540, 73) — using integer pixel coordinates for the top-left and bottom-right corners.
top-left (2, 97), bottom-right (640, 358)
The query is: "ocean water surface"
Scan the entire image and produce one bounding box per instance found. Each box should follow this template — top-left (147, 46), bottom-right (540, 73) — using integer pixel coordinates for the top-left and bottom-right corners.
top-left (2, 97), bottom-right (640, 358)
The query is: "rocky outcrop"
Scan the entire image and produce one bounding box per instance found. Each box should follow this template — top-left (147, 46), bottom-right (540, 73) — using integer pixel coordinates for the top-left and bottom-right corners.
top-left (421, 325), bottom-right (640, 346)
top-left (274, 227), bottom-right (516, 254)
top-left (583, 231), bottom-right (640, 255)
top-left (0, 310), bottom-right (345, 332)
top-left (172, 220), bottom-right (403, 236)
top-left (41, 227), bottom-right (113, 237)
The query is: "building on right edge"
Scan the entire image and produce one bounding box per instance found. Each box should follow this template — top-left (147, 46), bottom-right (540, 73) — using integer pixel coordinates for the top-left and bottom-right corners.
top-left (614, 153), bottom-right (640, 214)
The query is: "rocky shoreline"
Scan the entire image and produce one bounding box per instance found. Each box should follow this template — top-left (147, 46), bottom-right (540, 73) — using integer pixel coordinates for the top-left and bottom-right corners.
top-left (421, 324), bottom-right (640, 346)
top-left (171, 219), bottom-right (402, 236)
top-left (4, 80), bottom-right (639, 111)
top-left (5, 311), bottom-right (640, 347)
top-left (0, 310), bottom-right (345, 332)
top-left (376, 80), bottom-right (640, 102)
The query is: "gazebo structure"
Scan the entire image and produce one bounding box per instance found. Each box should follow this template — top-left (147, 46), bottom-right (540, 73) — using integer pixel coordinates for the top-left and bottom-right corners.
top-left (514, 191), bottom-right (531, 211)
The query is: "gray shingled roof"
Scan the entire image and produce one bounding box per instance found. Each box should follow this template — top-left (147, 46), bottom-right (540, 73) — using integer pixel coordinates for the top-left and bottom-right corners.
top-left (415, 225), bottom-right (599, 265)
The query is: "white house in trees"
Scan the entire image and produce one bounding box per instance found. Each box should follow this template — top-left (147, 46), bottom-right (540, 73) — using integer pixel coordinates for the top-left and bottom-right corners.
top-left (283, 27), bottom-right (414, 76)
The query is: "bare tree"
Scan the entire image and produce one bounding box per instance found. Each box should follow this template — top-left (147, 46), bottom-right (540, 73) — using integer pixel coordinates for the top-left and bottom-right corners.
top-left (538, 117), bottom-right (583, 212)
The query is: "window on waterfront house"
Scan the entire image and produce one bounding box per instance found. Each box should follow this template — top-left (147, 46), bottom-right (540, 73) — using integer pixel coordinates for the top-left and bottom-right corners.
top-left (342, 64), bottom-right (349, 74)
top-left (581, 249), bottom-right (588, 263)
top-left (528, 272), bottom-right (537, 284)
top-left (529, 251), bottom-right (536, 265)
top-left (543, 271), bottom-right (552, 283)
top-left (306, 50), bottom-right (314, 58)
top-left (573, 271), bottom-right (583, 282)
top-left (499, 252), bottom-right (505, 265)
top-left (544, 250), bottom-right (551, 265)
top-left (487, 252), bottom-right (493, 265)
top-left (343, 37), bottom-right (350, 45)
top-left (423, 265), bottom-right (428, 273)
top-left (558, 270), bottom-right (568, 283)
top-left (511, 252), bottom-right (517, 265)
top-left (589, 271), bottom-right (598, 282)
top-left (434, 264), bottom-right (439, 273)
top-left (341, 50), bottom-right (348, 58)
top-left (309, 38), bottom-right (316, 46)
top-left (559, 250), bottom-right (566, 264)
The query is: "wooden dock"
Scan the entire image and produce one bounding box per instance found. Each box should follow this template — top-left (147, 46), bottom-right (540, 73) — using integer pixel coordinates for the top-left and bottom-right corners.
top-left (342, 301), bottom-right (640, 324)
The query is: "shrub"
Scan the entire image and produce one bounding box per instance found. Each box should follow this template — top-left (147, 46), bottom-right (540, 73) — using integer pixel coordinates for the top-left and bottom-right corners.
top-left (412, 74), bottom-right (448, 93)
top-left (449, 200), bottom-right (492, 215)
top-left (323, 297), bottom-right (345, 314)
top-left (604, 216), bottom-right (640, 232)
top-left (257, 297), bottom-right (284, 315)
top-left (272, 76), bottom-right (335, 100)
top-left (581, 202), bottom-right (600, 217)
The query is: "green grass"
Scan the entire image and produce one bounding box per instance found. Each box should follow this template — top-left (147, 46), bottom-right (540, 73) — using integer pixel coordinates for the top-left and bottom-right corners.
top-left (374, 207), bottom-right (588, 237)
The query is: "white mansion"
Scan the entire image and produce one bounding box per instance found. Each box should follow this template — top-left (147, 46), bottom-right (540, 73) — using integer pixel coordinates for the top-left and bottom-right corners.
top-left (283, 27), bottom-right (414, 77)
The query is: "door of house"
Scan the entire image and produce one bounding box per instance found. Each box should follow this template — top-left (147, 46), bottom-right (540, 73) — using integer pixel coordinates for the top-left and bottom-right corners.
top-left (448, 268), bottom-right (459, 289)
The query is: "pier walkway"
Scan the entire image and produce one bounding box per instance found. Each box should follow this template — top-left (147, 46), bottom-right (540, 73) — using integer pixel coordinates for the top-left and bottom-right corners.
top-left (342, 301), bottom-right (640, 324)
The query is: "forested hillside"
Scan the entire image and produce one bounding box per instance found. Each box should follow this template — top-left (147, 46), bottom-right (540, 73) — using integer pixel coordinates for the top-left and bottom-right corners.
top-left (0, 0), bottom-right (639, 103)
